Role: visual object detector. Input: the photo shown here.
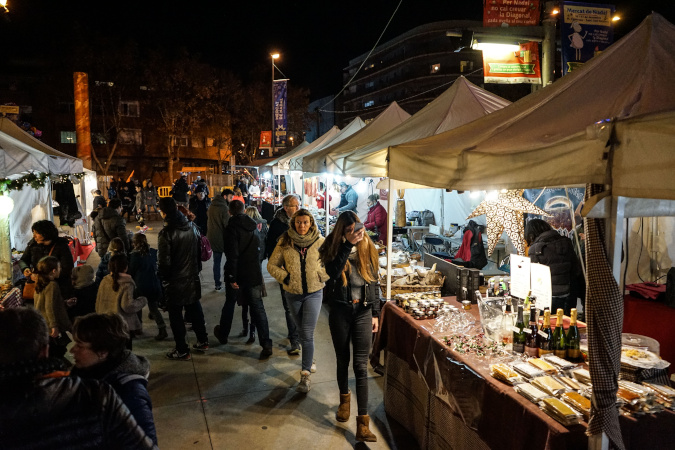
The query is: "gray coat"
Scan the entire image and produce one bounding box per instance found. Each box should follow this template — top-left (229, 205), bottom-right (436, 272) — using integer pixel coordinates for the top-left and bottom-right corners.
top-left (206, 196), bottom-right (229, 253)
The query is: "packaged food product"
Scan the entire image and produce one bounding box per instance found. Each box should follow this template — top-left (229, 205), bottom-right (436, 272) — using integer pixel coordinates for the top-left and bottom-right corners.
top-left (617, 387), bottom-right (640, 405)
top-left (561, 392), bottom-right (591, 419)
top-left (541, 397), bottom-right (581, 426)
top-left (556, 375), bottom-right (582, 391)
top-left (490, 363), bottom-right (520, 384)
top-left (515, 384), bottom-right (549, 403)
top-left (527, 358), bottom-right (558, 374)
top-left (531, 376), bottom-right (567, 396)
top-left (570, 368), bottom-right (591, 385)
top-left (513, 362), bottom-right (544, 379)
top-left (541, 354), bottom-right (578, 370)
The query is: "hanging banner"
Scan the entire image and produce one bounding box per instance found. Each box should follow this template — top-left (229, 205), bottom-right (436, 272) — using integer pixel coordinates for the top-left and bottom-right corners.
top-left (273, 79), bottom-right (288, 148)
top-left (482, 41), bottom-right (542, 84)
top-left (561, 1), bottom-right (615, 75)
top-left (259, 131), bottom-right (272, 149)
top-left (523, 187), bottom-right (586, 237)
top-left (483, 0), bottom-right (540, 27)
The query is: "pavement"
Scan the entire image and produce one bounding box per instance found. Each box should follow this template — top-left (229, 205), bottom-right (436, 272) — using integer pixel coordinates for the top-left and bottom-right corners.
top-left (82, 219), bottom-right (419, 450)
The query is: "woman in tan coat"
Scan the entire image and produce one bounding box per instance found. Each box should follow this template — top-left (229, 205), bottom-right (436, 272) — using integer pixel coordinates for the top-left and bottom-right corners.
top-left (267, 209), bottom-right (328, 393)
top-left (96, 253), bottom-right (146, 347)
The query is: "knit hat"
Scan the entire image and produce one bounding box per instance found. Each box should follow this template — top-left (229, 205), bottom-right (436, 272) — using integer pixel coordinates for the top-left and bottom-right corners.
top-left (72, 264), bottom-right (95, 289)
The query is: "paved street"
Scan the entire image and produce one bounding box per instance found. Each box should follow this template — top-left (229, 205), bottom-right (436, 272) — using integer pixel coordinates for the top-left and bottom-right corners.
top-left (84, 219), bottom-right (418, 449)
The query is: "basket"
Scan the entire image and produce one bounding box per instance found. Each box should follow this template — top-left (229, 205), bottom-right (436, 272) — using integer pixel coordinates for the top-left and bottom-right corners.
top-left (379, 276), bottom-right (445, 298)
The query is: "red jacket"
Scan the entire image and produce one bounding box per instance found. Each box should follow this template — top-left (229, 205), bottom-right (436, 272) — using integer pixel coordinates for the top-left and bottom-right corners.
top-left (364, 202), bottom-right (387, 244)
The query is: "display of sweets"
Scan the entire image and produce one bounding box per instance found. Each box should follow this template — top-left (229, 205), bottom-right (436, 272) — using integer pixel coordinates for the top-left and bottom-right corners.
top-left (395, 291), bottom-right (441, 310)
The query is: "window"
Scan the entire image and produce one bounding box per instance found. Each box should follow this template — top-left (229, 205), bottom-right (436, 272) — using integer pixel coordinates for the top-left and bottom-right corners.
top-left (431, 63), bottom-right (441, 74)
top-left (118, 128), bottom-right (142, 145)
top-left (349, 85), bottom-right (356, 94)
top-left (365, 81), bottom-right (375, 89)
top-left (171, 136), bottom-right (188, 147)
top-left (191, 137), bottom-right (203, 148)
top-left (119, 101), bottom-right (140, 117)
top-left (60, 131), bottom-right (77, 144)
top-left (206, 138), bottom-right (215, 147)
top-left (364, 100), bottom-right (375, 108)
top-left (92, 133), bottom-right (107, 145)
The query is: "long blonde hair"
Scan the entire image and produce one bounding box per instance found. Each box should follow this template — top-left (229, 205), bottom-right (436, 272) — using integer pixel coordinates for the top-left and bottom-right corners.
top-left (320, 211), bottom-right (378, 285)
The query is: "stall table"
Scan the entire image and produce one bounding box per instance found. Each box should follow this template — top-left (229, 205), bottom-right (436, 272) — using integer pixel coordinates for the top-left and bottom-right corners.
top-left (374, 299), bottom-right (675, 450)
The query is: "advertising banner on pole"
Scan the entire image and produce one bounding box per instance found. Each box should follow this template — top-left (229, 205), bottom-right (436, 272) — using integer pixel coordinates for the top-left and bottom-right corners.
top-left (483, 0), bottom-right (540, 27)
top-left (561, 1), bottom-right (615, 75)
top-left (259, 131), bottom-right (272, 149)
top-left (482, 42), bottom-right (542, 84)
top-left (273, 79), bottom-right (288, 148)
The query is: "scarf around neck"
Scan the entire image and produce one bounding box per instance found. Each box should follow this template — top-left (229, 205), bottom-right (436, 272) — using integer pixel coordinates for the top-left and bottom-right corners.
top-left (287, 225), bottom-right (319, 249)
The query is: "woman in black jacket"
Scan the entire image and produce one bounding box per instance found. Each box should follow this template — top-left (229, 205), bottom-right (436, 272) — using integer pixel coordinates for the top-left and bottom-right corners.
top-left (19, 220), bottom-right (74, 298)
top-left (320, 211), bottom-right (380, 443)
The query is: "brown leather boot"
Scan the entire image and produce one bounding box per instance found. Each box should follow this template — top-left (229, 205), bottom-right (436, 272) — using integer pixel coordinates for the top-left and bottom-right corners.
top-left (336, 391), bottom-right (350, 422)
top-left (356, 415), bottom-right (377, 442)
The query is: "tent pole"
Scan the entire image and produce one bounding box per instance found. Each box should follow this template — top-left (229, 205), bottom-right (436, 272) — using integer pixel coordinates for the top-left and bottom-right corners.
top-left (301, 173), bottom-right (306, 207)
top-left (325, 175), bottom-right (330, 236)
top-left (386, 178), bottom-right (394, 300)
top-left (440, 189), bottom-right (445, 234)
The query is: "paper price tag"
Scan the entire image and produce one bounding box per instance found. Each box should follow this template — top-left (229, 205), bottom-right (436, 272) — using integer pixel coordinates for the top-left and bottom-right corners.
top-left (523, 328), bottom-right (532, 334)
top-left (538, 330), bottom-right (548, 338)
top-left (510, 326), bottom-right (521, 333)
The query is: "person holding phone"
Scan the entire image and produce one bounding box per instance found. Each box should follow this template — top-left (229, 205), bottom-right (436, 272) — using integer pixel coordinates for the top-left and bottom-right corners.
top-left (320, 211), bottom-right (380, 442)
top-left (267, 209), bottom-right (329, 393)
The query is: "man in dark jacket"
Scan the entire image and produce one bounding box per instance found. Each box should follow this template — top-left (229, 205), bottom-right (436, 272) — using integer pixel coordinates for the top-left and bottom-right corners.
top-left (158, 197), bottom-right (209, 360)
top-left (93, 198), bottom-right (130, 254)
top-left (333, 182), bottom-right (358, 214)
top-left (0, 307), bottom-right (157, 449)
top-left (188, 185), bottom-right (211, 235)
top-left (172, 174), bottom-right (190, 206)
top-left (525, 219), bottom-right (585, 315)
top-left (265, 194), bottom-right (301, 355)
top-left (92, 190), bottom-right (107, 210)
top-left (207, 189), bottom-right (233, 291)
top-left (214, 200), bottom-right (273, 359)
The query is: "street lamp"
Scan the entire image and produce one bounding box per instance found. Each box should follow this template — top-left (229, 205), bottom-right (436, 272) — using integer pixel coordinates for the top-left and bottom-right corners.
top-left (271, 53), bottom-right (280, 157)
top-left (0, 0), bottom-right (8, 13)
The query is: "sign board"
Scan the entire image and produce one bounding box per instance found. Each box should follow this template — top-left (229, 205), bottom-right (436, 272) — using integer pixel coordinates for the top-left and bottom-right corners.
top-left (482, 41), bottom-right (542, 84)
top-left (181, 167), bottom-right (207, 172)
top-left (484, 0), bottom-right (540, 27)
top-left (561, 1), bottom-right (615, 75)
top-left (259, 131), bottom-right (272, 148)
top-left (530, 263), bottom-right (552, 311)
top-left (0, 105), bottom-right (20, 115)
top-left (510, 254), bottom-right (531, 299)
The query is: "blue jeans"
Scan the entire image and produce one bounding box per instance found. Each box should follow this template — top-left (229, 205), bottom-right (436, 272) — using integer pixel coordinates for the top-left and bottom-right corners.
top-left (286, 290), bottom-right (323, 372)
top-left (280, 285), bottom-right (299, 344)
top-left (213, 252), bottom-right (223, 287)
top-left (220, 284), bottom-right (271, 349)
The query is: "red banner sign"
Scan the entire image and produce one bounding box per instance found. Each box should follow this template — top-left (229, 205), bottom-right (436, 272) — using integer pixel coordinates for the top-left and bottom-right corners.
top-left (482, 41), bottom-right (542, 84)
top-left (484, 0), bottom-right (540, 27)
top-left (259, 131), bottom-right (272, 148)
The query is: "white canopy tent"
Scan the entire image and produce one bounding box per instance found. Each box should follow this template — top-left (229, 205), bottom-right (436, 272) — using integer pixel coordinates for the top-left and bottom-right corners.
top-left (302, 101), bottom-right (411, 175)
top-left (343, 76), bottom-right (511, 178)
top-left (387, 15), bottom-right (675, 193)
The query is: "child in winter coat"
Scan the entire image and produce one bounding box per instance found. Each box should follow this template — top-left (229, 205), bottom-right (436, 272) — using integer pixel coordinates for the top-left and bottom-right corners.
top-left (95, 237), bottom-right (126, 285)
top-left (128, 233), bottom-right (168, 341)
top-left (33, 255), bottom-right (76, 358)
top-left (69, 264), bottom-right (97, 321)
top-left (95, 253), bottom-right (147, 347)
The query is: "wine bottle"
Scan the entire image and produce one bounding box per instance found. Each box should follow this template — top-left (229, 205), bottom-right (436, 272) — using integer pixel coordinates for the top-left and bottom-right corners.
top-left (566, 308), bottom-right (581, 362)
top-left (500, 299), bottom-right (514, 344)
top-left (512, 305), bottom-right (526, 353)
top-left (537, 309), bottom-right (553, 356)
top-left (552, 308), bottom-right (567, 358)
top-left (524, 306), bottom-right (539, 357)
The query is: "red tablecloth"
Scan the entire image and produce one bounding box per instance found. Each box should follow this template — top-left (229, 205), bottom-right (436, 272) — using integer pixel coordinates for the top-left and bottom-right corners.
top-left (623, 294), bottom-right (675, 376)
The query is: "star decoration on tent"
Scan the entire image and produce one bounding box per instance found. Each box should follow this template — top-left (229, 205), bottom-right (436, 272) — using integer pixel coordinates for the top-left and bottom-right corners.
top-left (467, 189), bottom-right (549, 256)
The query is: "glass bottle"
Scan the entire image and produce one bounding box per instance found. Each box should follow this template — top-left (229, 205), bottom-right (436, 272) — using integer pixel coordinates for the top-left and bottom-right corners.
top-left (552, 308), bottom-right (567, 358)
top-left (537, 309), bottom-right (553, 356)
top-left (524, 306), bottom-right (539, 357)
top-left (500, 299), bottom-right (514, 345)
top-left (566, 308), bottom-right (582, 362)
top-left (512, 305), bottom-right (526, 353)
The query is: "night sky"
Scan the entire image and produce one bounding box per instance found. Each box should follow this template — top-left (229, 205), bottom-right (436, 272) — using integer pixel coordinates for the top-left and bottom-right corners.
top-left (3, 1), bottom-right (674, 100)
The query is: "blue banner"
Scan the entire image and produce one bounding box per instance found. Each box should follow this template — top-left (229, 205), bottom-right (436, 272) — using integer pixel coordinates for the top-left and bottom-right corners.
top-left (561, 2), bottom-right (615, 75)
top-left (273, 79), bottom-right (288, 148)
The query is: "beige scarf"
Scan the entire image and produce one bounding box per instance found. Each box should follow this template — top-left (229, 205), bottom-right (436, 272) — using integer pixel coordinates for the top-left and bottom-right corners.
top-left (287, 225), bottom-right (320, 249)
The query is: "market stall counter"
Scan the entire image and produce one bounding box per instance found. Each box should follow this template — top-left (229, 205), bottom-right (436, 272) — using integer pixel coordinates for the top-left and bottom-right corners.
top-left (373, 299), bottom-right (675, 450)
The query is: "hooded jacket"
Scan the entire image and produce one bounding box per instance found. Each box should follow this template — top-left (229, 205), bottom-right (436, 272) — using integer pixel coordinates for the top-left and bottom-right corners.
top-left (93, 207), bottom-right (130, 254)
top-left (224, 214), bottom-right (264, 286)
top-left (529, 229), bottom-right (585, 298)
top-left (71, 351), bottom-right (157, 446)
top-left (0, 362), bottom-right (156, 450)
top-left (128, 248), bottom-right (162, 300)
top-left (265, 208), bottom-right (290, 259)
top-left (206, 196), bottom-right (229, 253)
top-left (95, 273), bottom-right (147, 331)
top-left (157, 210), bottom-right (202, 305)
top-left (171, 177), bottom-right (190, 203)
top-left (364, 202), bottom-right (387, 244)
